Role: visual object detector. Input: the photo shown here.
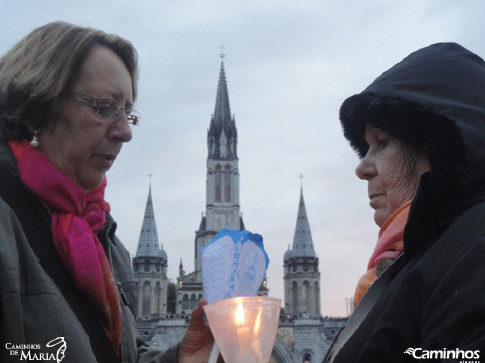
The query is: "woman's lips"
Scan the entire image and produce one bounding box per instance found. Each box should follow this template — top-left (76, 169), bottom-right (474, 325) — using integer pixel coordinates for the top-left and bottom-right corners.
top-left (369, 194), bottom-right (384, 209)
top-left (95, 153), bottom-right (116, 168)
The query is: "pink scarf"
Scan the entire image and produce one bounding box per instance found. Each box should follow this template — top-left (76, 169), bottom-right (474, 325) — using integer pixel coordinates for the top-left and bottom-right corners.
top-left (9, 139), bottom-right (121, 355)
top-left (367, 201), bottom-right (410, 271)
top-left (353, 201), bottom-right (410, 307)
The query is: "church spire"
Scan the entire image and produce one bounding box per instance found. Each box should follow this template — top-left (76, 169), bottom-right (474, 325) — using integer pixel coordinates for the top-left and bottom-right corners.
top-left (208, 50), bottom-right (237, 159)
top-left (135, 181), bottom-right (161, 257)
top-left (189, 49), bottom-right (242, 293)
top-left (213, 55), bottom-right (232, 126)
top-left (291, 182), bottom-right (316, 258)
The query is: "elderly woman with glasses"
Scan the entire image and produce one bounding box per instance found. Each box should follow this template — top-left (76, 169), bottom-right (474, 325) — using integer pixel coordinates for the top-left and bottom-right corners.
top-left (324, 43), bottom-right (485, 362)
top-left (0, 22), bottom-right (214, 363)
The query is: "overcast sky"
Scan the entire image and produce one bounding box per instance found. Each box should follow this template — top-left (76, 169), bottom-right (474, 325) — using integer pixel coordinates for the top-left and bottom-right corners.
top-left (2, 0), bottom-right (485, 317)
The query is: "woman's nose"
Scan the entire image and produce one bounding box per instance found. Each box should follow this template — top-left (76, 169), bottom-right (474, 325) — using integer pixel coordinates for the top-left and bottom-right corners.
top-left (109, 115), bottom-right (133, 143)
top-left (355, 153), bottom-right (376, 180)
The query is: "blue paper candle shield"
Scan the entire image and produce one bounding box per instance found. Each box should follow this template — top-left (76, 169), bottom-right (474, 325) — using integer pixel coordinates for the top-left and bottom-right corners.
top-left (201, 228), bottom-right (270, 303)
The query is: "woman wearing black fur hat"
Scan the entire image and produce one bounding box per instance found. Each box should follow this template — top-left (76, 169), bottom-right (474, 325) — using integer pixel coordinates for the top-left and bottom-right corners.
top-left (325, 43), bottom-right (485, 362)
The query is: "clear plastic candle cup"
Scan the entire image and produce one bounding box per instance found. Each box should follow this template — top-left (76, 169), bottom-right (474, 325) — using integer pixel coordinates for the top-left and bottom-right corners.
top-left (203, 296), bottom-right (281, 363)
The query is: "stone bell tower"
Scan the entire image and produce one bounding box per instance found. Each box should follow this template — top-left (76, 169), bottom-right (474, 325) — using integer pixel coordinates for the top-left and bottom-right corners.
top-left (176, 51), bottom-right (249, 314)
top-left (284, 180), bottom-right (321, 315)
top-left (133, 181), bottom-right (168, 319)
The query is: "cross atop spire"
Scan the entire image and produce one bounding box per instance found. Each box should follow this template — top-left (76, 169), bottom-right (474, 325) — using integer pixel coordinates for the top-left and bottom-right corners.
top-left (299, 173), bottom-right (304, 189)
top-left (219, 43), bottom-right (226, 60)
top-left (148, 172), bottom-right (154, 188)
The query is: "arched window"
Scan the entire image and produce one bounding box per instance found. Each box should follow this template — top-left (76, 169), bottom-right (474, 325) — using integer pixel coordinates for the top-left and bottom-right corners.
top-left (314, 281), bottom-right (320, 315)
top-left (303, 352), bottom-right (312, 363)
top-left (182, 294), bottom-right (189, 310)
top-left (154, 282), bottom-right (161, 316)
top-left (215, 165), bottom-right (222, 202)
top-left (303, 280), bottom-right (311, 313)
top-left (142, 281), bottom-right (151, 316)
top-left (190, 294), bottom-right (197, 309)
top-left (209, 137), bottom-right (215, 155)
top-left (291, 281), bottom-right (298, 314)
top-left (224, 165), bottom-right (231, 202)
top-left (220, 133), bottom-right (227, 158)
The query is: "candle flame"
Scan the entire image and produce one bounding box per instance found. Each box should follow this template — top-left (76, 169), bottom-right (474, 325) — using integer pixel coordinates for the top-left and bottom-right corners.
top-left (235, 302), bottom-right (245, 325)
top-left (253, 308), bottom-right (262, 336)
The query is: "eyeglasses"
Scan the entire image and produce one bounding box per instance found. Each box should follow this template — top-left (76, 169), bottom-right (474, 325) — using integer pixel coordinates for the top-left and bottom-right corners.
top-left (70, 92), bottom-right (141, 126)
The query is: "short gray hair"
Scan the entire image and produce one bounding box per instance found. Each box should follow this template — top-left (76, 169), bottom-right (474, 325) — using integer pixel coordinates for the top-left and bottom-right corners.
top-left (0, 21), bottom-right (139, 140)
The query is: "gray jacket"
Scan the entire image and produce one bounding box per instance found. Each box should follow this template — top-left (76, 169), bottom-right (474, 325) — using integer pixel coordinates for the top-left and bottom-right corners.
top-left (0, 140), bottom-right (178, 362)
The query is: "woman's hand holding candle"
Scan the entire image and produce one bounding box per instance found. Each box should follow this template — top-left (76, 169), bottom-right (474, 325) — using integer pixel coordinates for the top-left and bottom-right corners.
top-left (179, 299), bottom-right (222, 363)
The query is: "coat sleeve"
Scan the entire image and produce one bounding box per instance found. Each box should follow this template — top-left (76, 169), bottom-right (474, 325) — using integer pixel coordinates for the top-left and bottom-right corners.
top-left (0, 200), bottom-right (27, 350)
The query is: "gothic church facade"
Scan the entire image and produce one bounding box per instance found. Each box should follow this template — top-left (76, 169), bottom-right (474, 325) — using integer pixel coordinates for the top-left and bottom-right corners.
top-left (175, 56), bottom-right (250, 314)
top-left (133, 55), bottom-right (345, 362)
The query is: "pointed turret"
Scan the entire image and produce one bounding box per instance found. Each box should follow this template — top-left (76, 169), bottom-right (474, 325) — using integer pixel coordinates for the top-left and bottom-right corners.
top-left (291, 187), bottom-right (316, 258)
top-left (179, 258), bottom-right (185, 280)
top-left (284, 180), bottom-right (321, 316)
top-left (133, 181), bottom-right (168, 319)
top-left (135, 183), bottom-right (161, 257)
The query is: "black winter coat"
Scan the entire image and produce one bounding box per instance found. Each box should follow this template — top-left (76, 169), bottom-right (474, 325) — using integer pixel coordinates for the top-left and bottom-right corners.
top-left (326, 43), bottom-right (485, 362)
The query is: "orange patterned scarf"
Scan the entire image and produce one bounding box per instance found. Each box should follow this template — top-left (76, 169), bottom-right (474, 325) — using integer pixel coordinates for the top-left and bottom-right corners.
top-left (9, 139), bottom-right (122, 355)
top-left (353, 201), bottom-right (411, 307)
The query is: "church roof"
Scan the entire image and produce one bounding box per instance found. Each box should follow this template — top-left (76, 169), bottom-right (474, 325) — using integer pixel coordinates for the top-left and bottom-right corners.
top-left (290, 187), bottom-right (316, 258)
top-left (135, 183), bottom-right (165, 258)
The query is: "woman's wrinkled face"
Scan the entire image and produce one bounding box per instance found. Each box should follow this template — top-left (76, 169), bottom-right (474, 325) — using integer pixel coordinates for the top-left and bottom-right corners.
top-left (38, 45), bottom-right (133, 191)
top-left (355, 124), bottom-right (430, 227)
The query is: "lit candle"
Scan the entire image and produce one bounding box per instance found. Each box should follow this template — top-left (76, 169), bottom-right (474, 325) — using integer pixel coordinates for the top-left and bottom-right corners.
top-left (204, 296), bottom-right (281, 363)
top-left (235, 302), bottom-right (251, 350)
